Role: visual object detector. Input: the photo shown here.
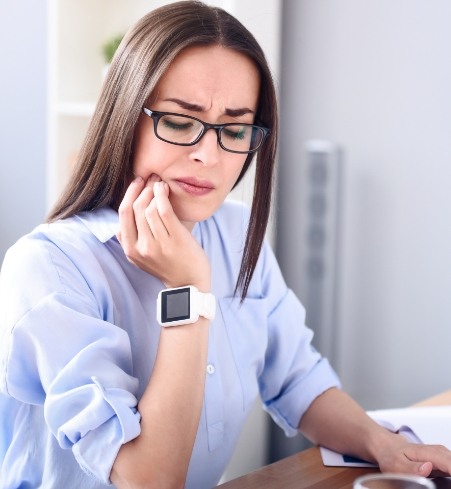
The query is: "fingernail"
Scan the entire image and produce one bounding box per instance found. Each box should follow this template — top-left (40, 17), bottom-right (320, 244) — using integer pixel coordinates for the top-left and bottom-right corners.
top-left (153, 181), bottom-right (162, 193)
top-left (134, 175), bottom-right (143, 183)
top-left (419, 462), bottom-right (428, 473)
top-left (146, 174), bottom-right (161, 187)
top-left (156, 181), bottom-right (168, 194)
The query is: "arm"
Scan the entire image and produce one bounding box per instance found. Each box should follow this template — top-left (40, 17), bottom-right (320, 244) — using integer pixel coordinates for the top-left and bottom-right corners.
top-left (299, 387), bottom-right (451, 477)
top-left (111, 318), bottom-right (209, 489)
top-left (111, 176), bottom-right (211, 489)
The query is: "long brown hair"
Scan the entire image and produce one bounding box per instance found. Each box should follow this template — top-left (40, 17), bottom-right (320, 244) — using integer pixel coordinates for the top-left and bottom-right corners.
top-left (48, 0), bottom-right (278, 301)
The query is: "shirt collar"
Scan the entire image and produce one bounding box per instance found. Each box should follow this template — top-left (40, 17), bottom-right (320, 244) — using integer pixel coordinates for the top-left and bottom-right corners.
top-left (75, 206), bottom-right (202, 244)
top-left (76, 207), bottom-right (119, 243)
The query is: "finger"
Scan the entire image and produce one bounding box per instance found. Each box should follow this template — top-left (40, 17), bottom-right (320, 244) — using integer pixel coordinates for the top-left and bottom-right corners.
top-left (118, 176), bottom-right (145, 246)
top-left (134, 174), bottom-right (161, 213)
top-left (153, 181), bottom-right (178, 235)
top-left (417, 461), bottom-right (433, 477)
top-left (144, 181), bottom-right (172, 238)
top-left (404, 445), bottom-right (451, 476)
top-left (134, 175), bottom-right (160, 237)
top-left (385, 456), bottom-right (432, 478)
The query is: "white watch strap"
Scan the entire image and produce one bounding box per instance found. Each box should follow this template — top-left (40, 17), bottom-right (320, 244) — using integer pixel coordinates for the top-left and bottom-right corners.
top-left (194, 289), bottom-right (216, 320)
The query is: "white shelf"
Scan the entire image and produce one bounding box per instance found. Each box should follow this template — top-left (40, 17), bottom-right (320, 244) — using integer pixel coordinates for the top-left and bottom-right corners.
top-left (46, 0), bottom-right (165, 208)
top-left (57, 101), bottom-right (96, 117)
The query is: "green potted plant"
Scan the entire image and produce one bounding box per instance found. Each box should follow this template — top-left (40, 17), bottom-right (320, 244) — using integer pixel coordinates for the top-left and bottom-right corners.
top-left (102, 33), bottom-right (124, 64)
top-left (101, 33), bottom-right (124, 77)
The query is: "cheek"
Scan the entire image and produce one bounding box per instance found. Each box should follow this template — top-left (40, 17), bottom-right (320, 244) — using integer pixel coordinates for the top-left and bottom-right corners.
top-left (132, 136), bottom-right (175, 177)
top-left (133, 148), bottom-right (159, 176)
top-left (133, 117), bottom-right (180, 177)
top-left (225, 157), bottom-right (248, 188)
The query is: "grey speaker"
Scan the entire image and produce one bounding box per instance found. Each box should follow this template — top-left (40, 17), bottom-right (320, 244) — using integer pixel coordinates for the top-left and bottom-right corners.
top-left (298, 140), bottom-right (342, 363)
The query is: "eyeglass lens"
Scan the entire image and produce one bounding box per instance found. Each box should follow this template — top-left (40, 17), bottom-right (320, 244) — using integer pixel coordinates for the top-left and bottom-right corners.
top-left (156, 113), bottom-right (264, 153)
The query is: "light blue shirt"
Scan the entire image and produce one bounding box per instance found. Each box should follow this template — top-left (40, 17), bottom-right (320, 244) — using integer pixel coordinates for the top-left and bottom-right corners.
top-left (0, 200), bottom-right (340, 489)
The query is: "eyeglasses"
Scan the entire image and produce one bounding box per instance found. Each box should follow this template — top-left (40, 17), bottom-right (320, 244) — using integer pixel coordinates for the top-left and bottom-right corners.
top-left (142, 107), bottom-right (270, 154)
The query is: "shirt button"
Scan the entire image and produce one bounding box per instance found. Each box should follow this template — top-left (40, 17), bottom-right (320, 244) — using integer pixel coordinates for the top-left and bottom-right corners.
top-left (206, 364), bottom-right (215, 375)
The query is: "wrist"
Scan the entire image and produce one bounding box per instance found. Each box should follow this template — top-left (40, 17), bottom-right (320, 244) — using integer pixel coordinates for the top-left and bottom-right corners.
top-left (366, 425), bottom-right (403, 464)
top-left (165, 267), bottom-right (211, 293)
top-left (157, 285), bottom-right (216, 327)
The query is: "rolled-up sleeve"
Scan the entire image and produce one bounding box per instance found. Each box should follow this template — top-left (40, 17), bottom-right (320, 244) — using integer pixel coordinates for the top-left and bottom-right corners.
top-left (260, 290), bottom-right (341, 436)
top-left (4, 291), bottom-right (141, 483)
top-left (256, 242), bottom-right (341, 437)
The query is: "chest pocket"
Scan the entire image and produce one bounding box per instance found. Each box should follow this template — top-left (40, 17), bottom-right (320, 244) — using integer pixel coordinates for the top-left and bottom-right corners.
top-left (218, 297), bottom-right (268, 411)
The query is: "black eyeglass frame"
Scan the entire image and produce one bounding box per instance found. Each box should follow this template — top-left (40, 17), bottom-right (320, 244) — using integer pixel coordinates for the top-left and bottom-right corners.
top-left (142, 107), bottom-right (270, 155)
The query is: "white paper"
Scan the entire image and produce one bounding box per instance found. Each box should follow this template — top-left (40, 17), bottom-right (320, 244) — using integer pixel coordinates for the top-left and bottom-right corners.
top-left (320, 446), bottom-right (376, 467)
top-left (320, 405), bottom-right (451, 468)
top-left (367, 405), bottom-right (451, 448)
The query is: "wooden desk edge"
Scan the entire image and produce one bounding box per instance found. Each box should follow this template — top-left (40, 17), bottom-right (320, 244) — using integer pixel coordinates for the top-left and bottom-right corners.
top-left (217, 390), bottom-right (451, 489)
top-left (414, 390), bottom-right (451, 407)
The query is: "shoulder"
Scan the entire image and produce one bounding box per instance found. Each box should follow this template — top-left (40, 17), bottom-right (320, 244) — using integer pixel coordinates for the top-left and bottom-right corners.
top-left (0, 212), bottom-right (110, 325)
top-left (2, 216), bottom-right (91, 278)
top-left (4, 207), bottom-right (117, 268)
top-left (1, 222), bottom-right (71, 286)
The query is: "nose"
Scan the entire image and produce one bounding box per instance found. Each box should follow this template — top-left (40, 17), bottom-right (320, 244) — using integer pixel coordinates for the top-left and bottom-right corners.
top-left (189, 127), bottom-right (221, 166)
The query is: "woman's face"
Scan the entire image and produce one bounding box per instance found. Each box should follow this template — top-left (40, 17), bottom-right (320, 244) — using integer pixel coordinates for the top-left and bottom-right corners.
top-left (133, 44), bottom-right (261, 227)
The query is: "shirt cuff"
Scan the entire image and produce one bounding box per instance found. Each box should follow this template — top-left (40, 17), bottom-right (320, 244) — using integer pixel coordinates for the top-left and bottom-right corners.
top-left (52, 376), bottom-right (141, 484)
top-left (263, 358), bottom-right (341, 437)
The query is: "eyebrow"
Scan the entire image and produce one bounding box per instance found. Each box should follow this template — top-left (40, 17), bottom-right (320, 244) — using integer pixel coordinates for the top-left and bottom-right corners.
top-left (163, 98), bottom-right (255, 117)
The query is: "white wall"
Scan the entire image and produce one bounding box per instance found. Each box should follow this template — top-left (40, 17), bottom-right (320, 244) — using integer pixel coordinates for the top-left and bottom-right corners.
top-left (0, 1), bottom-right (47, 261)
top-left (277, 0), bottom-right (451, 410)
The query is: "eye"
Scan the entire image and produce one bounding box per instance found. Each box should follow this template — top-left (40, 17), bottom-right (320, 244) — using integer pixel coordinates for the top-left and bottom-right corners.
top-left (222, 125), bottom-right (247, 141)
top-left (161, 117), bottom-right (193, 132)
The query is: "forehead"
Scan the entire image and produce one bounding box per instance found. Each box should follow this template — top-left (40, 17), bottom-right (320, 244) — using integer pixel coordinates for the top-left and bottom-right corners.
top-left (152, 45), bottom-right (261, 112)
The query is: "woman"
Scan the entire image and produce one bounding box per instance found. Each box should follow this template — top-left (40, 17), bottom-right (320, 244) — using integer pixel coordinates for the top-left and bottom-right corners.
top-left (1, 2), bottom-right (450, 488)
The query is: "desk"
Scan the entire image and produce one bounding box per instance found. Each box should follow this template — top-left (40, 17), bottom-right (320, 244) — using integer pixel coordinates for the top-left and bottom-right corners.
top-left (217, 390), bottom-right (451, 489)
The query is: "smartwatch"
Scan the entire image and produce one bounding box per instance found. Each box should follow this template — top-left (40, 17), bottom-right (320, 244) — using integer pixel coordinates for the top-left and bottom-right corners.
top-left (157, 286), bottom-right (216, 327)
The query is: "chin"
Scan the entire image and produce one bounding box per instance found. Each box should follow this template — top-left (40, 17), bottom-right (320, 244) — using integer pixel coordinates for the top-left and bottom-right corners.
top-left (171, 201), bottom-right (216, 224)
top-left (176, 210), bottom-right (212, 225)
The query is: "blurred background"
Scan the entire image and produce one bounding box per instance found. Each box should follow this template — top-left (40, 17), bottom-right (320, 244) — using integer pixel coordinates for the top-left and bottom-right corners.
top-left (1, 0), bottom-right (451, 483)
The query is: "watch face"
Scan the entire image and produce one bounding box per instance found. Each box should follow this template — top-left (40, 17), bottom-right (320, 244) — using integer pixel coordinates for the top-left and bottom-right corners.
top-left (161, 287), bottom-right (190, 323)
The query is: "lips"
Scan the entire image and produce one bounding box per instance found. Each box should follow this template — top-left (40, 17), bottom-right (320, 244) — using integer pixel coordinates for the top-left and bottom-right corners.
top-left (175, 177), bottom-right (215, 196)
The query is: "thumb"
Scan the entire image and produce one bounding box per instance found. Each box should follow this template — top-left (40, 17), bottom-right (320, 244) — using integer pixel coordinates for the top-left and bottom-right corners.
top-left (416, 461), bottom-right (433, 477)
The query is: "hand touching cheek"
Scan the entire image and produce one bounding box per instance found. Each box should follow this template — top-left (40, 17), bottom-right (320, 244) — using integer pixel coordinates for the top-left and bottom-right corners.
top-left (117, 176), bottom-right (211, 291)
